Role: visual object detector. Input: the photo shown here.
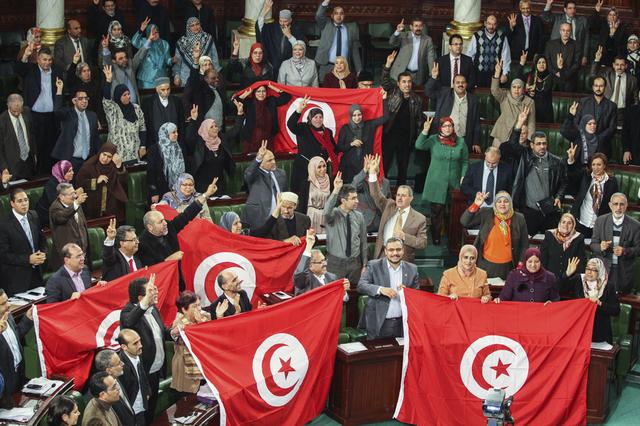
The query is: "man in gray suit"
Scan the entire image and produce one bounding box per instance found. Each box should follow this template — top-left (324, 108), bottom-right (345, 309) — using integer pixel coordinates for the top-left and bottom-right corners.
top-left (542, 0), bottom-right (591, 66)
top-left (54, 19), bottom-right (94, 73)
top-left (357, 237), bottom-right (419, 340)
top-left (388, 17), bottom-right (436, 86)
top-left (591, 51), bottom-right (639, 126)
top-left (0, 94), bottom-right (36, 180)
top-left (315, 0), bottom-right (362, 80)
top-left (241, 141), bottom-right (288, 230)
top-left (590, 193), bottom-right (640, 294)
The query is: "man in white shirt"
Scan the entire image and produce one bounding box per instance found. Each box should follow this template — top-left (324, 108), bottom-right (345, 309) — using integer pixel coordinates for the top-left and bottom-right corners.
top-left (388, 17), bottom-right (436, 85)
top-left (103, 219), bottom-right (143, 282)
top-left (467, 15), bottom-right (511, 87)
top-left (592, 50), bottom-right (639, 127)
top-left (117, 329), bottom-right (150, 426)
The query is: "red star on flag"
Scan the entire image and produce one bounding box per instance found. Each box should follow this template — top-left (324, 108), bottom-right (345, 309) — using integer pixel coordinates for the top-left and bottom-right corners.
top-left (490, 358), bottom-right (511, 379)
top-left (278, 357), bottom-right (296, 380)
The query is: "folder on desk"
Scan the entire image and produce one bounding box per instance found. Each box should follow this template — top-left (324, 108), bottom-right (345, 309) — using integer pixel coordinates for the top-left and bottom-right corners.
top-left (338, 342), bottom-right (368, 354)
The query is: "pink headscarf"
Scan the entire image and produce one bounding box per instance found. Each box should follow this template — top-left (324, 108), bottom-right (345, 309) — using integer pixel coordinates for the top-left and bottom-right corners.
top-left (51, 160), bottom-right (73, 183)
top-left (197, 119), bottom-right (222, 152)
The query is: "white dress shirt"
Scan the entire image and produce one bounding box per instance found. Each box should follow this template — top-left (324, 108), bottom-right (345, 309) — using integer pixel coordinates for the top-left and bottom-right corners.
top-left (124, 353), bottom-right (145, 414)
top-left (481, 163), bottom-right (498, 207)
top-left (384, 259), bottom-right (403, 319)
top-left (407, 33), bottom-right (421, 71)
top-left (2, 321), bottom-right (22, 369)
top-left (139, 303), bottom-right (165, 374)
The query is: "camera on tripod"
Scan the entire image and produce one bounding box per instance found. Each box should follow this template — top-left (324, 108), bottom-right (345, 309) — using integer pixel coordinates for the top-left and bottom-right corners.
top-left (482, 388), bottom-right (514, 426)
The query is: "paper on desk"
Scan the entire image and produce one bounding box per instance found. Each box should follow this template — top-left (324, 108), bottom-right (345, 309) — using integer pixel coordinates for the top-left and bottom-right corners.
top-left (338, 342), bottom-right (368, 354)
top-left (487, 277), bottom-right (505, 287)
top-left (174, 414), bottom-right (198, 425)
top-left (396, 337), bottom-right (405, 346)
top-left (13, 288), bottom-right (45, 301)
top-left (0, 407), bottom-right (36, 422)
top-left (22, 377), bottom-right (64, 396)
top-left (8, 297), bottom-right (29, 306)
top-left (591, 341), bottom-right (613, 351)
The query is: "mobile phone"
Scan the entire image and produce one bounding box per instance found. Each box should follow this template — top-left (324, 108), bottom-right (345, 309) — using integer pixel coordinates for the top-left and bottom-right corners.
top-left (26, 384), bottom-right (43, 390)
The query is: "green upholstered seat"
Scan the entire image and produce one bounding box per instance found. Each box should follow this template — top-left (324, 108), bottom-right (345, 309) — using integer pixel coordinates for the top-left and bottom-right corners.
top-left (126, 171), bottom-right (148, 232)
top-left (612, 169), bottom-right (640, 204)
top-left (612, 303), bottom-right (632, 388)
top-left (208, 203), bottom-right (246, 225)
top-left (87, 227), bottom-right (106, 271)
top-left (367, 23), bottom-right (394, 50)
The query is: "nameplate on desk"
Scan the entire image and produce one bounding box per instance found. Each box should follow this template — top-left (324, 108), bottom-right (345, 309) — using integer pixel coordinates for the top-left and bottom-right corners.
top-left (591, 341), bottom-right (614, 351)
top-left (338, 342), bottom-right (368, 354)
top-left (23, 377), bottom-right (64, 397)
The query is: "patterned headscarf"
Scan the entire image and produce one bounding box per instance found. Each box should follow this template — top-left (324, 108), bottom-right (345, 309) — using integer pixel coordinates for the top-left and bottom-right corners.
top-left (169, 173), bottom-right (198, 205)
top-left (108, 20), bottom-right (130, 49)
top-left (52, 160), bottom-right (73, 183)
top-left (581, 258), bottom-right (608, 300)
top-left (551, 212), bottom-right (581, 251)
top-left (157, 122), bottom-right (186, 189)
top-left (493, 191), bottom-right (514, 236)
top-left (177, 17), bottom-right (213, 68)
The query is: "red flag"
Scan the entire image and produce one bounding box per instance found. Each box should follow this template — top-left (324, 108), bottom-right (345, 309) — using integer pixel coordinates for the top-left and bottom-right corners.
top-left (235, 82), bottom-right (385, 174)
top-left (33, 261), bottom-right (180, 390)
top-left (155, 204), bottom-right (179, 220)
top-left (395, 290), bottom-right (596, 425)
top-left (178, 219), bottom-right (306, 308)
top-left (181, 280), bottom-right (344, 426)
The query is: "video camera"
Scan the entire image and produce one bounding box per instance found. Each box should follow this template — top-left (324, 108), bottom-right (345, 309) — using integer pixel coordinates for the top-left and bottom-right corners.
top-left (482, 388), bottom-right (514, 426)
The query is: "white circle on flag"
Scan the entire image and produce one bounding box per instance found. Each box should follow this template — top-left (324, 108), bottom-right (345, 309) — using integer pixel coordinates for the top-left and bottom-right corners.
top-left (193, 252), bottom-right (256, 307)
top-left (95, 310), bottom-right (122, 349)
top-left (459, 335), bottom-right (529, 400)
top-left (285, 98), bottom-right (336, 146)
top-left (252, 333), bottom-right (309, 407)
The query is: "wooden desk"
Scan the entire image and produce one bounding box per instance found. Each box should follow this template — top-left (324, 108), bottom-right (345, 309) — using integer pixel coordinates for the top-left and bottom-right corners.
top-left (587, 345), bottom-right (619, 424)
top-left (2, 377), bottom-right (74, 426)
top-left (151, 394), bottom-right (219, 426)
top-left (9, 296), bottom-right (46, 319)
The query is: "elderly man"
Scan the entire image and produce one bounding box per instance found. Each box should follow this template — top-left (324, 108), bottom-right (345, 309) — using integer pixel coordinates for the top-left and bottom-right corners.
top-left (592, 51), bottom-right (638, 126)
top-left (256, 0), bottom-right (304, 76)
top-left (388, 17), bottom-right (436, 86)
top-left (591, 193), bottom-right (640, 294)
top-left (544, 22), bottom-right (582, 92)
top-left (45, 243), bottom-right (92, 303)
top-left (117, 329), bottom-right (150, 426)
top-left (141, 77), bottom-right (185, 148)
top-left (49, 183), bottom-right (89, 271)
top-left (182, 67), bottom-right (229, 126)
top-left (467, 15), bottom-right (511, 87)
top-left (366, 155), bottom-right (427, 262)
top-left (357, 237), bottom-right (418, 340)
top-left (542, 0), bottom-right (590, 66)
top-left (54, 19), bottom-right (94, 72)
top-left (507, 0), bottom-right (545, 61)
top-left (93, 349), bottom-right (135, 426)
top-left (252, 192), bottom-right (310, 244)
top-left (461, 147), bottom-right (513, 207)
top-left (103, 219), bottom-right (144, 281)
top-left (573, 76), bottom-right (617, 159)
top-left (205, 269), bottom-right (253, 319)
top-left (315, 0), bottom-right (362, 80)
top-left (99, 37), bottom-right (150, 104)
top-left (0, 94), bottom-right (36, 180)
top-left (83, 372), bottom-right (122, 426)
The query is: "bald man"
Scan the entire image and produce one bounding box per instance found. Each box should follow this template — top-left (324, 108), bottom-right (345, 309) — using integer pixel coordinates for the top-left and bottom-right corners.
top-left (53, 19), bottom-right (94, 73)
top-left (117, 329), bottom-right (149, 426)
top-left (460, 147), bottom-right (513, 207)
top-left (204, 269), bottom-right (253, 319)
top-left (466, 15), bottom-right (511, 87)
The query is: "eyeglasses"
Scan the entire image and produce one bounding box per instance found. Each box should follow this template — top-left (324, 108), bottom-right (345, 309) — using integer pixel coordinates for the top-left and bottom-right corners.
top-left (75, 96), bottom-right (89, 100)
top-left (123, 238), bottom-right (139, 243)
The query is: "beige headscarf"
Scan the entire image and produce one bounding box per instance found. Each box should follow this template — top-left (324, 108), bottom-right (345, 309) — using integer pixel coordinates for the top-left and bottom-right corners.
top-left (457, 244), bottom-right (478, 278)
top-left (307, 156), bottom-right (330, 193)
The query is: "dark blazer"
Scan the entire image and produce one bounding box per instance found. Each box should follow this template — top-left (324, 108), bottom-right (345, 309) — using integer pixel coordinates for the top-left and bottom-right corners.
top-left (623, 104), bottom-right (640, 164)
top-left (574, 95), bottom-right (618, 159)
top-left (13, 62), bottom-right (63, 109)
top-left (436, 54), bottom-right (476, 88)
top-left (540, 231), bottom-right (586, 281)
top-left (113, 377), bottom-right (136, 426)
top-left (120, 302), bottom-right (171, 373)
top-left (182, 68), bottom-right (230, 124)
top-left (146, 143), bottom-right (188, 199)
top-left (590, 213), bottom-right (640, 293)
top-left (251, 212), bottom-right (311, 241)
top-left (590, 66), bottom-right (639, 107)
top-left (568, 164), bottom-right (618, 221)
top-left (241, 160), bottom-right (288, 230)
top-left (0, 210), bottom-right (47, 296)
top-left (507, 14), bottom-right (545, 60)
top-left (206, 290), bottom-right (253, 318)
top-left (0, 315), bottom-right (32, 405)
top-left (101, 244), bottom-right (144, 282)
top-left (119, 351), bottom-right (150, 412)
top-left (49, 198), bottom-right (89, 270)
top-left (460, 160), bottom-right (513, 206)
top-left (137, 200), bottom-right (202, 266)
top-left (51, 95), bottom-right (101, 161)
top-left (424, 76), bottom-right (480, 150)
top-left (141, 95), bottom-right (186, 148)
top-left (53, 36), bottom-right (94, 71)
top-left (45, 265), bottom-right (91, 303)
top-left (293, 256), bottom-right (338, 296)
top-left (0, 109), bottom-right (36, 179)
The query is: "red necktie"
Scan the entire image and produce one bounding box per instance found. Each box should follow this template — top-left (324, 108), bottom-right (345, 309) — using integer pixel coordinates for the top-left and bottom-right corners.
top-left (129, 258), bottom-right (135, 273)
top-left (453, 57), bottom-right (459, 85)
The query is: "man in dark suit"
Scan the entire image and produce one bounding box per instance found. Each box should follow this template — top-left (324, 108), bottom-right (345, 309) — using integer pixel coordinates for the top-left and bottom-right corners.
top-left (45, 243), bottom-right (92, 303)
top-left (241, 144), bottom-right (288, 230)
top-left (0, 288), bottom-right (33, 408)
top-left (542, 0), bottom-right (590, 66)
top-left (117, 329), bottom-right (150, 426)
top-left (182, 68), bottom-right (229, 126)
top-left (506, 0), bottom-right (545, 61)
top-left (574, 76), bottom-right (617, 159)
top-left (49, 183), bottom-right (89, 271)
top-left (357, 237), bottom-right (418, 340)
top-left (590, 193), bottom-right (640, 294)
top-left (592, 53), bottom-right (639, 126)
top-left (388, 17), bottom-right (436, 86)
top-left (54, 19), bottom-right (94, 73)
top-left (52, 82), bottom-right (101, 172)
top-left (93, 349), bottom-right (136, 426)
top-left (255, 3), bottom-right (304, 77)
top-left (205, 269), bottom-right (253, 319)
top-left (461, 147), bottom-right (513, 207)
top-left (103, 219), bottom-right (143, 282)
top-left (14, 46), bottom-right (63, 174)
top-left (424, 69), bottom-right (480, 153)
top-left (120, 276), bottom-right (177, 424)
top-left (436, 34), bottom-right (476, 88)
top-left (0, 94), bottom-right (37, 180)
top-left (141, 78), bottom-right (186, 148)
top-left (251, 192), bottom-right (310, 244)
top-left (0, 188), bottom-right (47, 296)
top-left (544, 22), bottom-right (582, 92)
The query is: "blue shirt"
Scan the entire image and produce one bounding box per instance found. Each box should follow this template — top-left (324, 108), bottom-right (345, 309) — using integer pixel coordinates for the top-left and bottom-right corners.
top-left (32, 67), bottom-right (53, 113)
top-left (328, 24), bottom-right (349, 64)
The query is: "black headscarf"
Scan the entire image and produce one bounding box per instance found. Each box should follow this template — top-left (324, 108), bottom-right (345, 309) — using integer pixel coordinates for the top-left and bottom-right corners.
top-left (113, 84), bottom-right (137, 123)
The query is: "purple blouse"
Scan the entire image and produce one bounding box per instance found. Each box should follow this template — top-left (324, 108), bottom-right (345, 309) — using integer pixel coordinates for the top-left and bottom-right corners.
top-left (499, 269), bottom-right (560, 302)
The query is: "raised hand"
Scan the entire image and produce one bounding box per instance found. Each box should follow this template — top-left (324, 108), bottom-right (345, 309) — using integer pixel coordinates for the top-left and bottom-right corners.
top-left (149, 28), bottom-right (159, 42)
top-left (595, 0), bottom-right (603, 12)
top-left (623, 151), bottom-right (632, 165)
top-left (103, 65), bottom-right (112, 82)
top-left (296, 95), bottom-right (310, 113)
top-left (23, 42), bottom-right (34, 59)
top-left (385, 50), bottom-right (398, 68)
top-left (363, 154), bottom-right (372, 172)
top-left (73, 49), bottom-right (82, 64)
top-left (569, 101), bottom-right (578, 116)
top-left (55, 77), bottom-right (64, 94)
top-left (333, 171), bottom-right (343, 193)
top-left (422, 116), bottom-right (434, 134)
top-left (594, 45), bottom-right (603, 62)
top-left (508, 13), bottom-right (517, 30)
top-left (494, 59), bottom-right (503, 77)
top-left (257, 140), bottom-right (268, 161)
top-left (106, 218), bottom-right (117, 240)
top-left (204, 177), bottom-right (219, 197)
top-left (232, 37), bottom-right (240, 54)
top-left (380, 88), bottom-right (387, 100)
top-left (474, 191), bottom-right (489, 207)
top-left (76, 188), bottom-right (89, 204)
top-left (215, 299), bottom-right (229, 318)
top-left (519, 50), bottom-right (528, 66)
top-left (516, 104), bottom-right (530, 127)
top-left (233, 98), bottom-right (244, 115)
top-left (260, 0), bottom-right (273, 17)
top-left (565, 257), bottom-right (580, 277)
top-left (566, 142), bottom-right (577, 162)
top-left (396, 18), bottom-right (405, 33)
top-left (370, 154), bottom-right (381, 174)
top-left (140, 16), bottom-right (151, 34)
top-left (305, 228), bottom-right (316, 249)
top-left (113, 152), bottom-right (122, 168)
top-left (431, 62), bottom-right (439, 79)
top-left (1, 168), bottom-right (12, 185)
top-left (267, 82), bottom-right (282, 93)
top-left (239, 86), bottom-right (252, 99)
top-left (190, 104), bottom-right (198, 121)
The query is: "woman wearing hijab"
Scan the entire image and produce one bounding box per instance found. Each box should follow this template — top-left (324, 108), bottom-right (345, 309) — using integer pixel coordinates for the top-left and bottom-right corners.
top-left (562, 102), bottom-right (602, 166)
top-left (102, 80), bottom-right (146, 163)
top-left (322, 56), bottom-right (357, 89)
top-left (107, 20), bottom-right (132, 59)
top-left (36, 160), bottom-right (74, 226)
top-left (219, 211), bottom-right (244, 234)
top-left (461, 191), bottom-right (529, 280)
top-left (278, 41), bottom-right (319, 87)
top-left (131, 20), bottom-right (172, 89)
top-left (76, 142), bottom-right (128, 219)
top-left (147, 122), bottom-right (186, 203)
top-left (490, 60), bottom-right (536, 146)
top-left (186, 100), bottom-right (243, 195)
top-left (307, 156), bottom-right (331, 231)
top-left (336, 95), bottom-right (388, 184)
top-left (513, 53), bottom-right (554, 124)
top-left (438, 244), bottom-right (492, 303)
top-left (562, 257), bottom-right (620, 343)
top-left (494, 247), bottom-right (559, 303)
top-left (18, 27), bottom-right (41, 63)
top-left (415, 116), bottom-right (469, 245)
top-left (540, 213), bottom-right (586, 280)
top-left (173, 17), bottom-right (220, 88)
top-left (287, 95), bottom-right (338, 201)
top-left (567, 153), bottom-right (618, 238)
top-left (159, 173), bottom-right (212, 222)
top-left (230, 39), bottom-right (274, 89)
top-left (236, 82), bottom-right (291, 154)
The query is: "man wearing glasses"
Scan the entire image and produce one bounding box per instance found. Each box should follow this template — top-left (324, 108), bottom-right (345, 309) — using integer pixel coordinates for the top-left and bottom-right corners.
top-left (435, 34), bottom-right (476, 88)
top-left (84, 371), bottom-right (123, 426)
top-left (46, 243), bottom-right (92, 303)
top-left (102, 218), bottom-right (144, 281)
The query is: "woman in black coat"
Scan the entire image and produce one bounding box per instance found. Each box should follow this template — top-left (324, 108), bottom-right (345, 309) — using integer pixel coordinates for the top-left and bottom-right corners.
top-left (540, 213), bottom-right (586, 281)
top-left (66, 61), bottom-right (105, 126)
top-left (186, 101), bottom-right (244, 195)
top-left (336, 97), bottom-right (388, 184)
top-left (513, 53), bottom-right (554, 124)
top-left (561, 257), bottom-right (620, 344)
top-left (591, 7), bottom-right (628, 67)
top-left (561, 102), bottom-right (604, 168)
top-left (229, 39), bottom-right (275, 89)
top-left (147, 122), bottom-right (187, 203)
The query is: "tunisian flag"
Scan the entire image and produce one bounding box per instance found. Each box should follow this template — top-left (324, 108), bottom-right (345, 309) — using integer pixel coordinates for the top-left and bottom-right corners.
top-left (179, 219), bottom-right (306, 308)
top-left (181, 280), bottom-right (344, 426)
top-left (33, 261), bottom-right (179, 390)
top-left (395, 290), bottom-right (597, 426)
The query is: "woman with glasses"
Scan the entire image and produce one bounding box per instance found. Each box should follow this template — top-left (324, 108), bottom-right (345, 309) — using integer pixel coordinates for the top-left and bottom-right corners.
top-left (158, 173), bottom-right (212, 222)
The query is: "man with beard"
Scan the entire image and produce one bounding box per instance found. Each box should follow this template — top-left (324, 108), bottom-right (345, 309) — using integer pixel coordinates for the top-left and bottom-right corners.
top-left (255, 0), bottom-right (304, 77)
top-left (388, 17), bottom-right (436, 86)
top-left (93, 349), bottom-right (135, 426)
top-left (542, 0), bottom-right (590, 66)
top-left (591, 52), bottom-right (638, 127)
top-left (573, 76), bottom-right (617, 158)
top-left (544, 22), bottom-right (581, 92)
top-left (251, 192), bottom-right (311, 245)
top-left (100, 36), bottom-right (151, 104)
top-left (141, 77), bottom-right (185, 147)
top-left (182, 67), bottom-right (229, 127)
top-left (467, 15), bottom-right (511, 87)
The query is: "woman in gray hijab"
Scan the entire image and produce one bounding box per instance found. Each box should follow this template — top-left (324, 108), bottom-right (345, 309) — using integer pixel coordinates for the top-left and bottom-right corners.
top-left (219, 211), bottom-right (244, 234)
top-left (335, 94), bottom-right (389, 183)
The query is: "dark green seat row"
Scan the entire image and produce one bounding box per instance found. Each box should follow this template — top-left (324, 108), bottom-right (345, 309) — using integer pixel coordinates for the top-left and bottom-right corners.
top-left (508, 65), bottom-right (593, 95)
top-left (475, 91), bottom-right (583, 124)
top-left (612, 169), bottom-right (640, 204)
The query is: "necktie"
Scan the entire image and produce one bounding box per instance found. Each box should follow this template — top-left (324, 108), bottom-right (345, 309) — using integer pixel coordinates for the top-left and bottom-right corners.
top-left (393, 209), bottom-right (404, 235)
top-left (336, 25), bottom-right (343, 57)
top-left (485, 168), bottom-right (495, 205)
top-left (613, 74), bottom-right (622, 106)
top-left (453, 57), bottom-right (459, 84)
top-left (129, 258), bottom-right (135, 273)
top-left (15, 118), bottom-right (29, 161)
top-left (345, 212), bottom-right (352, 257)
top-left (20, 216), bottom-right (35, 251)
top-left (568, 17), bottom-right (575, 39)
top-left (74, 39), bottom-right (83, 62)
top-left (269, 171), bottom-right (280, 211)
top-left (524, 16), bottom-right (530, 49)
top-left (78, 111), bottom-right (89, 159)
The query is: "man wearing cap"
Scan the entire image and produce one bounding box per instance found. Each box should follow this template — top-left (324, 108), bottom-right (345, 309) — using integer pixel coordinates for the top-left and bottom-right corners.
top-left (141, 77), bottom-right (186, 148)
top-left (252, 191), bottom-right (311, 245)
top-left (256, 0), bottom-right (304, 77)
top-left (357, 71), bottom-right (374, 89)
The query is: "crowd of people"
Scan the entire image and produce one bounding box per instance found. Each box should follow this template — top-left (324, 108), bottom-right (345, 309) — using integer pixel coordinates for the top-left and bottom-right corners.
top-left (1, 0), bottom-right (640, 424)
